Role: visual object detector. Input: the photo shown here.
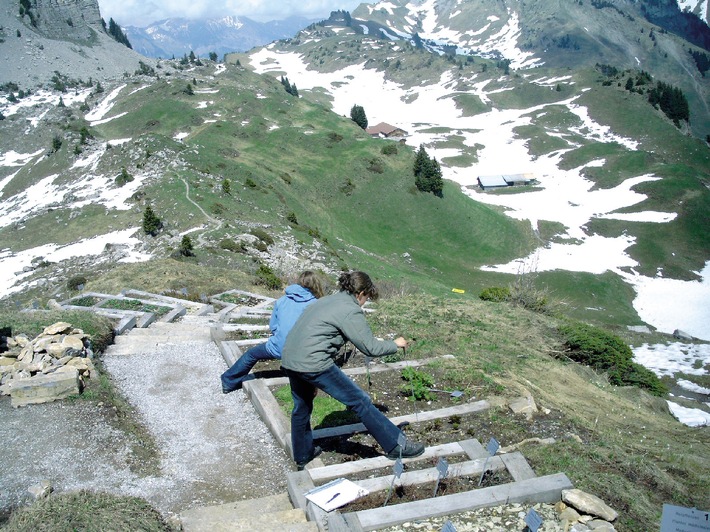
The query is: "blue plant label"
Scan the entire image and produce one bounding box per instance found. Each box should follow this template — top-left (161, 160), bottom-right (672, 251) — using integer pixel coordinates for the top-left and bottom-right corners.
top-left (436, 457), bottom-right (449, 478)
top-left (393, 458), bottom-right (404, 479)
top-left (487, 437), bottom-right (500, 456)
top-left (525, 508), bottom-right (543, 531)
top-left (441, 521), bottom-right (456, 532)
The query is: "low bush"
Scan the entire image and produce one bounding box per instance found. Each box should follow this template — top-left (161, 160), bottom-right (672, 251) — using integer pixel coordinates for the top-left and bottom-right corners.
top-left (67, 274), bottom-right (88, 291)
top-left (249, 228), bottom-right (274, 245)
top-left (479, 286), bottom-right (511, 302)
top-left (381, 143), bottom-right (398, 155)
top-left (255, 264), bottom-right (281, 290)
top-left (219, 238), bottom-right (246, 253)
top-left (558, 322), bottom-right (668, 396)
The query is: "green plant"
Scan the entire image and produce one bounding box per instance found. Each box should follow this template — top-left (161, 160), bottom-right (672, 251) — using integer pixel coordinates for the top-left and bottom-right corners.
top-left (142, 206), bottom-right (162, 236)
top-left (116, 167), bottom-right (134, 186)
top-left (67, 274), bottom-right (88, 291)
top-left (179, 235), bottom-right (194, 257)
top-left (249, 228), bottom-right (274, 245)
top-left (219, 238), bottom-right (246, 253)
top-left (401, 367), bottom-right (436, 401)
top-left (286, 211), bottom-right (298, 224)
top-left (51, 135), bottom-right (62, 152)
top-left (255, 264), bottom-right (281, 290)
top-left (381, 143), bottom-right (398, 155)
top-left (558, 321), bottom-right (668, 396)
top-left (479, 286), bottom-right (511, 302)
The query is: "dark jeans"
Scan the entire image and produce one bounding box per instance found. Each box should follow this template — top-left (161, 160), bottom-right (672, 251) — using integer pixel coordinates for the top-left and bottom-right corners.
top-left (284, 365), bottom-right (401, 464)
top-left (221, 343), bottom-right (275, 392)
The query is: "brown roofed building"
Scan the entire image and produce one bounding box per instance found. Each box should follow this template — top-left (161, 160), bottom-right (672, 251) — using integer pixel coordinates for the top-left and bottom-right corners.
top-left (365, 122), bottom-right (408, 138)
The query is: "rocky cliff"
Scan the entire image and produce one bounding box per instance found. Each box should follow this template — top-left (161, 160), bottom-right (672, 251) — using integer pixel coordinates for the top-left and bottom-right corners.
top-left (20, 0), bottom-right (103, 41)
top-left (1, 0), bottom-right (152, 89)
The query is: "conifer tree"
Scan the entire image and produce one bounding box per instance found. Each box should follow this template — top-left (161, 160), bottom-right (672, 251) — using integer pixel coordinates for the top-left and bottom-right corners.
top-left (179, 235), bottom-right (194, 256)
top-left (350, 104), bottom-right (368, 129)
top-left (142, 205), bottom-right (162, 236)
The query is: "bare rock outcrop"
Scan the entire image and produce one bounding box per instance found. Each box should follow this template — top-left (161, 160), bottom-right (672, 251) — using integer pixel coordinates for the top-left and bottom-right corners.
top-left (0, 321), bottom-right (95, 407)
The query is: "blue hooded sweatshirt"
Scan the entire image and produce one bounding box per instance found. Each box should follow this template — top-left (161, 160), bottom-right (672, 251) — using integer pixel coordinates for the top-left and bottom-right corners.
top-left (264, 284), bottom-right (317, 358)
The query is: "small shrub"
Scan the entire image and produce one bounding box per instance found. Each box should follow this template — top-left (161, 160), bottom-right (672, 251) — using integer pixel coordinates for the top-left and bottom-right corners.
top-left (286, 211), bottom-right (298, 225)
top-left (558, 322), bottom-right (668, 396)
top-left (255, 264), bottom-right (282, 290)
top-left (328, 132), bottom-right (344, 143)
top-left (401, 367), bottom-right (436, 401)
top-left (249, 228), bottom-right (274, 245)
top-left (245, 177), bottom-right (257, 188)
top-left (381, 143), bottom-right (398, 155)
top-left (479, 286), bottom-right (511, 302)
top-left (211, 202), bottom-right (225, 215)
top-left (179, 235), bottom-right (194, 257)
top-left (367, 157), bottom-right (384, 174)
top-left (116, 167), bottom-right (134, 186)
top-left (51, 135), bottom-right (62, 152)
top-left (219, 239), bottom-right (246, 253)
top-left (67, 275), bottom-right (88, 291)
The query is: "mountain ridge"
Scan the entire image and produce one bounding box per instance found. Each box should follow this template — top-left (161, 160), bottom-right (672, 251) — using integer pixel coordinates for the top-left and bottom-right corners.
top-left (123, 15), bottom-right (320, 59)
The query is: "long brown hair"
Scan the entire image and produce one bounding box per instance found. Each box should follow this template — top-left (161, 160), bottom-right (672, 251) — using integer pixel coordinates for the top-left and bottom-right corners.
top-left (337, 271), bottom-right (379, 301)
top-left (297, 270), bottom-right (324, 298)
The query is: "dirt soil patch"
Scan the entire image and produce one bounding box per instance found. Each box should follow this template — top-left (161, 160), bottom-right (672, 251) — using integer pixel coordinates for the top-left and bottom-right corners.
top-left (257, 355), bottom-right (592, 466)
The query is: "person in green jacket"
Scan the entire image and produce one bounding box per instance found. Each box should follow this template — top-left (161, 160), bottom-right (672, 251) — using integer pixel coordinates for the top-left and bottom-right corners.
top-left (281, 271), bottom-right (425, 470)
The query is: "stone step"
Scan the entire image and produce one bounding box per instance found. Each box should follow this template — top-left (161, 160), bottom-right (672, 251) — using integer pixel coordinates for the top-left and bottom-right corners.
top-left (179, 493), bottom-right (317, 532)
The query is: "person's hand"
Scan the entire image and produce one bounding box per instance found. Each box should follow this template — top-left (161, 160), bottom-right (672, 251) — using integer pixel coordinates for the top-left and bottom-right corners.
top-left (394, 337), bottom-right (409, 349)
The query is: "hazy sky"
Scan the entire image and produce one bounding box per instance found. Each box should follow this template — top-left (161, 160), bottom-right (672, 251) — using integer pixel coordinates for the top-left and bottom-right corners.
top-left (97, 0), bottom-right (366, 27)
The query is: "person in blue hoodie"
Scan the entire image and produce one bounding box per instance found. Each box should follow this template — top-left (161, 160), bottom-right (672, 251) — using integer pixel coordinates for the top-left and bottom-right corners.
top-left (221, 271), bottom-right (324, 393)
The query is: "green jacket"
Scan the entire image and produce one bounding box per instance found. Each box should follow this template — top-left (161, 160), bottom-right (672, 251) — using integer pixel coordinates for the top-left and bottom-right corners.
top-left (281, 291), bottom-right (398, 373)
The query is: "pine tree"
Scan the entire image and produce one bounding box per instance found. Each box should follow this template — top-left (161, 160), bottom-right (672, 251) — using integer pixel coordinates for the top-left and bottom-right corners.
top-left (350, 104), bottom-right (368, 129)
top-left (222, 178), bottom-right (231, 195)
top-left (413, 145), bottom-right (429, 179)
top-left (107, 18), bottom-right (132, 49)
top-left (142, 206), bottom-right (162, 236)
top-left (413, 145), bottom-right (443, 197)
top-left (179, 235), bottom-right (194, 256)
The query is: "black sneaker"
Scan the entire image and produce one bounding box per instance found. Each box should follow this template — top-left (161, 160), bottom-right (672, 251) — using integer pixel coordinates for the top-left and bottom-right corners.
top-left (296, 446), bottom-right (322, 471)
top-left (386, 441), bottom-right (425, 460)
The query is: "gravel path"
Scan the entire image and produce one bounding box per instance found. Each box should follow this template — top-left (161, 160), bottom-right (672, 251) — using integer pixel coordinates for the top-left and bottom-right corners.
top-left (0, 325), bottom-right (292, 521)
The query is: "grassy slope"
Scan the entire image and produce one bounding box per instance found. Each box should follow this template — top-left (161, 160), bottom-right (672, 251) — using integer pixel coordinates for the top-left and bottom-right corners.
top-left (370, 294), bottom-right (710, 531)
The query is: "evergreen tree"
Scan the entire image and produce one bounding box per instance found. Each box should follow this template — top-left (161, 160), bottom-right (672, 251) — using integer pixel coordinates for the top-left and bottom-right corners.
top-left (290, 83), bottom-right (298, 97)
top-left (142, 206), bottom-right (162, 236)
top-left (179, 235), bottom-right (194, 256)
top-left (413, 145), bottom-right (429, 178)
top-left (350, 104), bottom-right (368, 129)
top-left (413, 145), bottom-right (443, 197)
top-left (209, 51), bottom-right (218, 62)
top-left (222, 178), bottom-right (231, 195)
top-left (107, 18), bottom-right (132, 49)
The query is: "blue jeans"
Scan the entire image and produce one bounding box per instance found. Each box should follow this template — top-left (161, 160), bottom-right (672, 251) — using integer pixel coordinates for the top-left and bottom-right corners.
top-left (221, 343), bottom-right (275, 392)
top-left (284, 365), bottom-right (401, 464)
